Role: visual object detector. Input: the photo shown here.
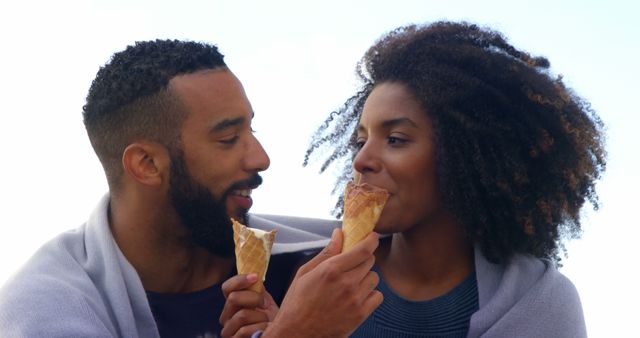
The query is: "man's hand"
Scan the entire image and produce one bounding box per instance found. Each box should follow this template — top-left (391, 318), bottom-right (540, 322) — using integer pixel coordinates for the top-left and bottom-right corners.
top-left (219, 273), bottom-right (279, 338)
top-left (263, 229), bottom-right (382, 338)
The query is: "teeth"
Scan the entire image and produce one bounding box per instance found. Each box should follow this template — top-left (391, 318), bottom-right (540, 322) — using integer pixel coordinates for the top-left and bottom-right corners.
top-left (234, 189), bottom-right (252, 197)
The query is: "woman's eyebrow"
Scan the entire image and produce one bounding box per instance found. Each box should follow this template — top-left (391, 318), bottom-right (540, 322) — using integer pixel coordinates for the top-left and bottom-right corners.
top-left (357, 117), bottom-right (418, 133)
top-left (381, 117), bottom-right (418, 128)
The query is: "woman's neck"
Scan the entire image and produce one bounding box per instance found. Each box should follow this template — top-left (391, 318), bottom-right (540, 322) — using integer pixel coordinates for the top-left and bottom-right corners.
top-left (375, 212), bottom-right (474, 301)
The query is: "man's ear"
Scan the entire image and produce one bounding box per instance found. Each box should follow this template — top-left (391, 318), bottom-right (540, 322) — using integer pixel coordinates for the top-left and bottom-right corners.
top-left (122, 142), bottom-right (170, 186)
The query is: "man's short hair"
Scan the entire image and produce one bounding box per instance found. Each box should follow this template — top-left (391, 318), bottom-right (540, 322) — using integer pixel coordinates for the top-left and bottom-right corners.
top-left (83, 39), bottom-right (227, 189)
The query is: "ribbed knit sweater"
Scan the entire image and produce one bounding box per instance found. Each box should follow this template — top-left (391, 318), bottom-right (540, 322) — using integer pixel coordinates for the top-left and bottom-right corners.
top-left (351, 267), bottom-right (478, 338)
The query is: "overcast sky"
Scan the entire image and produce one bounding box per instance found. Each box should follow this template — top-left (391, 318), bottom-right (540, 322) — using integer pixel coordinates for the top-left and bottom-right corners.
top-left (1, 0), bottom-right (638, 336)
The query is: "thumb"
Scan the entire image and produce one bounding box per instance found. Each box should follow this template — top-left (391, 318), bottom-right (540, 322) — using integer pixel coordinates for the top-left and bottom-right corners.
top-left (297, 228), bottom-right (342, 276)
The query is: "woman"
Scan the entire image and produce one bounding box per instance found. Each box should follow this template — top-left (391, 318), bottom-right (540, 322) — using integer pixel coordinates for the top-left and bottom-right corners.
top-left (304, 21), bottom-right (606, 337)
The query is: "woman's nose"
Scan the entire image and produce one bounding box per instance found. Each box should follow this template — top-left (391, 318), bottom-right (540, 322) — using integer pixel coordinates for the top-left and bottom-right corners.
top-left (352, 140), bottom-right (381, 175)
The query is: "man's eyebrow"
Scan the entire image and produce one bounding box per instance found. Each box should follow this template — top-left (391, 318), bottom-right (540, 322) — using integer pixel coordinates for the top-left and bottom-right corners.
top-left (210, 117), bottom-right (246, 133)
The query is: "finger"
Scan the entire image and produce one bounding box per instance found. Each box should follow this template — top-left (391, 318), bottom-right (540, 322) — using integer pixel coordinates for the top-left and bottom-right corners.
top-left (222, 273), bottom-right (260, 298)
top-left (338, 255), bottom-right (376, 288)
top-left (349, 231), bottom-right (379, 256)
top-left (320, 232), bottom-right (379, 273)
top-left (258, 290), bottom-right (276, 309)
top-left (219, 290), bottom-right (264, 325)
top-left (258, 290), bottom-right (279, 321)
top-left (220, 309), bottom-right (269, 338)
top-left (296, 228), bottom-right (342, 276)
top-left (361, 289), bottom-right (384, 317)
top-left (233, 322), bottom-right (269, 338)
top-left (355, 270), bottom-right (380, 300)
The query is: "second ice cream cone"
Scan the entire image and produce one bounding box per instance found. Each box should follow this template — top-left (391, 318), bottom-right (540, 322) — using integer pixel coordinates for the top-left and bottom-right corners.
top-left (232, 218), bottom-right (277, 292)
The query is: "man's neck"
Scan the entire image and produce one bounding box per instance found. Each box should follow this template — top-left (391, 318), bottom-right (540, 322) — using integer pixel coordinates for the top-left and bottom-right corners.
top-left (108, 196), bottom-right (234, 293)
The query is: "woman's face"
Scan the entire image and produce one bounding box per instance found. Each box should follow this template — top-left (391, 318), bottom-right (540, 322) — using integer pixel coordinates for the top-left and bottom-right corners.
top-left (353, 81), bottom-right (441, 234)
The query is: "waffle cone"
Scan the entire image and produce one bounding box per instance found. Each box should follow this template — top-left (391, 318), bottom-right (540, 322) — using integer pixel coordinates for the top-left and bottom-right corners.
top-left (341, 182), bottom-right (389, 252)
top-left (232, 218), bottom-right (277, 293)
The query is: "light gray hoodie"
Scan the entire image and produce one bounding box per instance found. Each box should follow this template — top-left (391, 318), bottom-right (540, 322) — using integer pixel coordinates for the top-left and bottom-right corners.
top-left (0, 194), bottom-right (586, 337)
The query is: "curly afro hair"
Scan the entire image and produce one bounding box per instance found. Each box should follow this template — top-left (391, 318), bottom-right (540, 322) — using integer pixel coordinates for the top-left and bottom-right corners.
top-left (304, 21), bottom-right (607, 265)
top-left (83, 39), bottom-right (226, 190)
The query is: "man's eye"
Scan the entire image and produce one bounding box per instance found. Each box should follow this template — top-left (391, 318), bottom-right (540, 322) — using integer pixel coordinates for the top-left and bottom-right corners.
top-left (355, 138), bottom-right (366, 149)
top-left (219, 135), bottom-right (239, 145)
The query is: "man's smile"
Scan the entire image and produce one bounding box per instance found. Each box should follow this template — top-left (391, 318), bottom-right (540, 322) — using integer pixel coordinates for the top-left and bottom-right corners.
top-left (228, 188), bottom-right (254, 210)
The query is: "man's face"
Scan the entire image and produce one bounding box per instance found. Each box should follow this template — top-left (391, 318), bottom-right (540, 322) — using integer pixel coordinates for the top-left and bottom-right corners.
top-left (168, 68), bottom-right (270, 254)
top-left (168, 147), bottom-right (262, 256)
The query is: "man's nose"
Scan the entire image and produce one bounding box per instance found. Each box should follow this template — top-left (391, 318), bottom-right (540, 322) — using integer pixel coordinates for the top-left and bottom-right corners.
top-left (245, 133), bottom-right (270, 172)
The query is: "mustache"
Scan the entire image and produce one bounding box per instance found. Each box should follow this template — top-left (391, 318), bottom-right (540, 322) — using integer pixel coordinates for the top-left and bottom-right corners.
top-left (223, 174), bottom-right (263, 198)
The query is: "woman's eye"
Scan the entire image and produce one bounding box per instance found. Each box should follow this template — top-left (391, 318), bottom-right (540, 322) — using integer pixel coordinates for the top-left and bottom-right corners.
top-left (355, 138), bottom-right (366, 149)
top-left (388, 136), bottom-right (407, 145)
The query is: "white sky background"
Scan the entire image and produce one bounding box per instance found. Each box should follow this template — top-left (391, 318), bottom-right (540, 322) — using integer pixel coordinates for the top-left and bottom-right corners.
top-left (0, 0), bottom-right (638, 336)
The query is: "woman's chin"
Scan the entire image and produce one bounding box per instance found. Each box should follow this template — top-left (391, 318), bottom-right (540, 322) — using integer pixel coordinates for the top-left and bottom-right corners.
top-left (374, 222), bottom-right (399, 235)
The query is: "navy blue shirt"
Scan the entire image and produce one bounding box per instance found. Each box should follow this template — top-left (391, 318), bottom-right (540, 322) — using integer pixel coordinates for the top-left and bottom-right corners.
top-left (351, 267), bottom-right (479, 338)
top-left (147, 283), bottom-right (224, 338)
top-left (146, 250), bottom-right (317, 338)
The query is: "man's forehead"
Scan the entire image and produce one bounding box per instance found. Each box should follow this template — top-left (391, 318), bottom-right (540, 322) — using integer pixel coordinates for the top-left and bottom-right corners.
top-left (169, 67), bottom-right (231, 92)
top-left (168, 68), bottom-right (253, 129)
top-left (169, 68), bottom-right (247, 109)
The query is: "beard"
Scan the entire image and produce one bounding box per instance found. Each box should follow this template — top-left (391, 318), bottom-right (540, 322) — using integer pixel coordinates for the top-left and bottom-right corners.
top-left (168, 148), bottom-right (260, 257)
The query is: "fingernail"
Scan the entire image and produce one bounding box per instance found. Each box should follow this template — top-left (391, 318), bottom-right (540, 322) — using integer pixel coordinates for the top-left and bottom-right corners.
top-left (247, 273), bottom-right (258, 283)
top-left (331, 228), bottom-right (338, 241)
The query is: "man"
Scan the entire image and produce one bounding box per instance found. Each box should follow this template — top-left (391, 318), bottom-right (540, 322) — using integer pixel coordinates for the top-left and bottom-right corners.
top-left (0, 40), bottom-right (381, 337)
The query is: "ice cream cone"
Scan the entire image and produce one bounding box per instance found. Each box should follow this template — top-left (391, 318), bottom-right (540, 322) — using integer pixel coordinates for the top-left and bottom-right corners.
top-left (231, 218), bottom-right (277, 293)
top-left (341, 181), bottom-right (389, 252)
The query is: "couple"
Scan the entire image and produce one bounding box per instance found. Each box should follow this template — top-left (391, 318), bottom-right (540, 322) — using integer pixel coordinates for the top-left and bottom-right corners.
top-left (0, 21), bottom-right (604, 338)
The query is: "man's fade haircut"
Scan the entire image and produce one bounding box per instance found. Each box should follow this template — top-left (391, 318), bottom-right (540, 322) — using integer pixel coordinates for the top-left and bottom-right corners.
top-left (83, 39), bottom-right (227, 190)
top-left (304, 21), bottom-right (606, 265)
